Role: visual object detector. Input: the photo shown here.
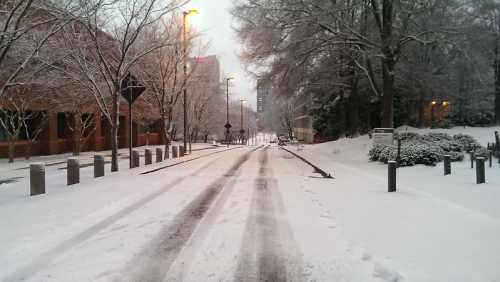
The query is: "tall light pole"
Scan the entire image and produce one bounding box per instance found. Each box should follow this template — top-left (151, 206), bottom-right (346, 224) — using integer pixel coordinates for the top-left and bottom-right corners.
top-left (183, 9), bottom-right (198, 154)
top-left (240, 98), bottom-right (246, 144)
top-left (225, 77), bottom-right (234, 147)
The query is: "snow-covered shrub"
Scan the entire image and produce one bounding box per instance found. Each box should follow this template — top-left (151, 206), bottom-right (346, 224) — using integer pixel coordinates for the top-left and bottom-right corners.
top-left (447, 151), bottom-right (465, 162)
top-left (378, 145), bottom-right (397, 163)
top-left (398, 145), bottom-right (418, 167)
top-left (398, 132), bottom-right (421, 142)
top-left (453, 134), bottom-right (480, 152)
top-left (369, 144), bottom-right (386, 161)
top-left (412, 143), bottom-right (443, 166)
top-left (474, 147), bottom-right (490, 159)
top-left (421, 132), bottom-right (453, 142)
top-left (369, 132), bottom-right (470, 166)
top-left (437, 140), bottom-right (463, 152)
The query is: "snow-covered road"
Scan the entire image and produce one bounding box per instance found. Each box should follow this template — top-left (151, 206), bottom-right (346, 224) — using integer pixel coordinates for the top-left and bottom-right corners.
top-left (1, 142), bottom-right (499, 281)
top-left (0, 146), bottom-right (346, 281)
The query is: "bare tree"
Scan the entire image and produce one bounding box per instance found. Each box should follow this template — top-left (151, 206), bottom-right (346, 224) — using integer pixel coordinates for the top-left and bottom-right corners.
top-left (48, 0), bottom-right (187, 171)
top-left (0, 90), bottom-right (46, 162)
top-left (0, 0), bottom-right (103, 97)
top-left (136, 15), bottom-right (199, 157)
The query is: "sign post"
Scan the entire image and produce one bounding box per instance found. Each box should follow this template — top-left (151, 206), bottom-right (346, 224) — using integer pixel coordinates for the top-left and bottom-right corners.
top-left (373, 128), bottom-right (395, 145)
top-left (121, 73), bottom-right (146, 169)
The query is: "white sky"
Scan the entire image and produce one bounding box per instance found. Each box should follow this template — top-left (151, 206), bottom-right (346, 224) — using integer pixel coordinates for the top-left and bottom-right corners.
top-left (186, 0), bottom-right (256, 109)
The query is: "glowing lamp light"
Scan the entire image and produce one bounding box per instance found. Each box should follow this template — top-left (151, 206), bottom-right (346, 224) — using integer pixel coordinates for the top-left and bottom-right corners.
top-left (185, 9), bottom-right (199, 16)
top-left (431, 101), bottom-right (437, 105)
top-left (442, 101), bottom-right (450, 107)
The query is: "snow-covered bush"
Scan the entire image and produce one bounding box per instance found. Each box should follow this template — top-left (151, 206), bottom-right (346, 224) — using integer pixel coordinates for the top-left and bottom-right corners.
top-left (422, 132), bottom-right (453, 142)
top-left (447, 151), bottom-right (465, 162)
top-left (474, 147), bottom-right (490, 159)
top-left (378, 145), bottom-right (397, 163)
top-left (398, 132), bottom-right (421, 142)
top-left (368, 131), bottom-right (466, 166)
top-left (437, 140), bottom-right (463, 153)
top-left (369, 144), bottom-right (386, 161)
top-left (453, 134), bottom-right (480, 152)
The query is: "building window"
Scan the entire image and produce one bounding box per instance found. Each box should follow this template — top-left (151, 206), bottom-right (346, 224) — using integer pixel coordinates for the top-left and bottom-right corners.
top-left (100, 116), bottom-right (107, 137)
top-left (57, 112), bottom-right (66, 139)
top-left (0, 125), bottom-right (7, 142)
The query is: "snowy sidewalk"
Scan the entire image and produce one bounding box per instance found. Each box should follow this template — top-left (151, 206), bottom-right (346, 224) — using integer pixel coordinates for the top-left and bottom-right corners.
top-left (281, 131), bottom-right (500, 281)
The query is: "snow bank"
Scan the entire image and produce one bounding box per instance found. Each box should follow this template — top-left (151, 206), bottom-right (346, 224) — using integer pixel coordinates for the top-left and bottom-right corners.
top-left (288, 126), bottom-right (500, 281)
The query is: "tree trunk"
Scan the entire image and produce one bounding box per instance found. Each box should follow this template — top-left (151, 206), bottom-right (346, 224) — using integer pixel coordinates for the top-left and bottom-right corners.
top-left (417, 89), bottom-right (425, 128)
top-left (381, 56), bottom-right (396, 128)
top-left (379, 0), bottom-right (395, 128)
top-left (110, 92), bottom-right (119, 172)
top-left (8, 140), bottom-right (15, 163)
top-left (348, 66), bottom-right (360, 137)
top-left (495, 36), bottom-right (500, 125)
top-left (24, 141), bottom-right (33, 160)
top-left (73, 113), bottom-right (82, 156)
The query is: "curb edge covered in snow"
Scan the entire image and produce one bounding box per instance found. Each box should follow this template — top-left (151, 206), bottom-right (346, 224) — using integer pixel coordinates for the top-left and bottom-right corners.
top-left (279, 146), bottom-right (334, 179)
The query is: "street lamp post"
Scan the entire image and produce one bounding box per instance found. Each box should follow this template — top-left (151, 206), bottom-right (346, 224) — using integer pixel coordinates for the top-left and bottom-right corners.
top-left (225, 77), bottom-right (234, 147)
top-left (183, 9), bottom-right (198, 154)
top-left (240, 98), bottom-right (246, 144)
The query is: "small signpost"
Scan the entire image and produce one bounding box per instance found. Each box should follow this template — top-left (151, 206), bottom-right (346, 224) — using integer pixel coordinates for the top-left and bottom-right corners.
top-left (121, 73), bottom-right (146, 169)
top-left (225, 123), bottom-right (232, 146)
top-left (373, 128), bottom-right (394, 145)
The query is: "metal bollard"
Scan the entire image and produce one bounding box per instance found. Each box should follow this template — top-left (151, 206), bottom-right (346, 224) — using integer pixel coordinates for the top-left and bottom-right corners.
top-left (470, 152), bottom-right (475, 169)
top-left (132, 150), bottom-right (140, 168)
top-left (172, 146), bottom-right (178, 158)
top-left (30, 163), bottom-right (45, 196)
top-left (145, 149), bottom-right (152, 165)
top-left (67, 158), bottom-right (80, 186)
top-left (396, 138), bottom-right (401, 167)
top-left (489, 151), bottom-right (493, 168)
top-left (388, 161), bottom-right (397, 192)
top-left (444, 155), bottom-right (451, 175)
top-left (476, 157), bottom-right (485, 184)
top-left (179, 146), bottom-right (185, 157)
top-left (156, 148), bottom-right (163, 163)
top-left (165, 146), bottom-right (170, 159)
top-left (94, 155), bottom-right (105, 178)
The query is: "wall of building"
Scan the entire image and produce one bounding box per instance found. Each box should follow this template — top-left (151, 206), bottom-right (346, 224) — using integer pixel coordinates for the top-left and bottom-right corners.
top-left (0, 110), bottom-right (164, 158)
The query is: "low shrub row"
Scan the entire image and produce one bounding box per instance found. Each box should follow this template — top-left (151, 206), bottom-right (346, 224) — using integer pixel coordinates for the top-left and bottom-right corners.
top-left (368, 132), bottom-right (487, 167)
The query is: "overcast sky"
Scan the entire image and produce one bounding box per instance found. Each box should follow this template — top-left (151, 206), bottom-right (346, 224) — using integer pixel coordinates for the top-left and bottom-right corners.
top-left (187, 0), bottom-right (256, 109)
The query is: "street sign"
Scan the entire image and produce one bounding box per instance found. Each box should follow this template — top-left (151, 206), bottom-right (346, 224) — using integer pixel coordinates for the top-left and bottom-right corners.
top-left (120, 72), bottom-right (146, 169)
top-left (120, 73), bottom-right (145, 104)
top-left (373, 128), bottom-right (394, 145)
top-left (224, 123), bottom-right (232, 129)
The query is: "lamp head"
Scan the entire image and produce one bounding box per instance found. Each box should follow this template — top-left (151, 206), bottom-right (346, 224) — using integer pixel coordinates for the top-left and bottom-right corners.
top-left (184, 9), bottom-right (199, 16)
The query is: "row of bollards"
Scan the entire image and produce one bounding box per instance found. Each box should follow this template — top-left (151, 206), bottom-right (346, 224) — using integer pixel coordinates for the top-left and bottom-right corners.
top-left (445, 154), bottom-right (488, 184)
top-left (30, 145), bottom-right (186, 196)
top-left (388, 153), bottom-right (495, 192)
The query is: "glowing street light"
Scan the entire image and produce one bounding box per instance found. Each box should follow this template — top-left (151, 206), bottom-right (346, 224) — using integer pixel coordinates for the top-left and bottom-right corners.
top-left (182, 9), bottom-right (199, 154)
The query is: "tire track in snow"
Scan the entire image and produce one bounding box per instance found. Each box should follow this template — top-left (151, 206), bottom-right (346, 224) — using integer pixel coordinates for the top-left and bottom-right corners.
top-left (235, 147), bottom-right (302, 282)
top-left (126, 147), bottom-right (260, 282)
top-left (4, 154), bottom-right (224, 282)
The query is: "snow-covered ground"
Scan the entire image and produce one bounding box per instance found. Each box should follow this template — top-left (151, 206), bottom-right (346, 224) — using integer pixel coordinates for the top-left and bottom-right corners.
top-left (0, 142), bottom-right (218, 195)
top-left (0, 128), bottom-right (499, 282)
top-left (289, 126), bottom-right (500, 281)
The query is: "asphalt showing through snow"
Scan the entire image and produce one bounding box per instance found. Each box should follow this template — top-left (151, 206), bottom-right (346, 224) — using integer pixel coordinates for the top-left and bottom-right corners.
top-left (4, 145), bottom-right (308, 281)
top-left (235, 147), bottom-right (302, 282)
top-left (4, 152), bottom-right (229, 281)
top-left (126, 146), bottom-right (260, 281)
